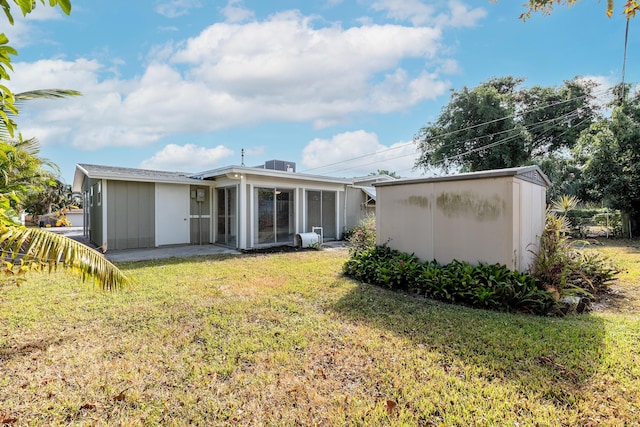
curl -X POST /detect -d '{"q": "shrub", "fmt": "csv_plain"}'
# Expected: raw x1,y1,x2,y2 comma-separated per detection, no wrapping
347,214,376,256
531,200,619,313
343,246,557,316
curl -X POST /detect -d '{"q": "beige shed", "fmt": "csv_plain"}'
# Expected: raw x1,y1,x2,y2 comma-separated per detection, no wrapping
374,166,550,272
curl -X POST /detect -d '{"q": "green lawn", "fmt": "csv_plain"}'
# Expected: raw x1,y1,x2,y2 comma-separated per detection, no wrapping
1,242,639,426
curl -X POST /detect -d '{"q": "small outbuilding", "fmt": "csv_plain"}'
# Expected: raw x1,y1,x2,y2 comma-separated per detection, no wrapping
374,166,550,272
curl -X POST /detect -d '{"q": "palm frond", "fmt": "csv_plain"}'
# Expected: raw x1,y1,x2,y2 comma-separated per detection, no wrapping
1,224,132,290
1,89,81,138
551,195,580,213
15,89,82,103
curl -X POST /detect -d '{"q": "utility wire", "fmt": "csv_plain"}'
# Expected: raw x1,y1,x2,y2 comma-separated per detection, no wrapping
299,85,611,175
315,107,597,176
390,116,592,176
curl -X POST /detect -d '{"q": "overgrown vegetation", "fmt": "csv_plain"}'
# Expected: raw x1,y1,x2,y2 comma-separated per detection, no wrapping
532,205,619,313
346,213,377,256
1,246,639,425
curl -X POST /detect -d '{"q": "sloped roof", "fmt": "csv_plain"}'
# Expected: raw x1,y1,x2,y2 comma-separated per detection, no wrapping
73,163,355,192
373,166,551,188
72,163,202,192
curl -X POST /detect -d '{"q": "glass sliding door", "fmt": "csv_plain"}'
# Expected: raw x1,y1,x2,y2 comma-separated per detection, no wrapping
257,188,275,244
255,187,295,245
216,187,237,246
276,190,293,242
306,190,337,239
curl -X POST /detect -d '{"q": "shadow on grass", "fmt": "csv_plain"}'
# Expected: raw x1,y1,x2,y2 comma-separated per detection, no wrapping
332,281,606,405
115,253,241,271
114,248,327,272
0,337,64,363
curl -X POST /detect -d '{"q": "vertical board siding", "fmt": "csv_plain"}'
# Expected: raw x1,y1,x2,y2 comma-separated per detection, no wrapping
107,181,155,250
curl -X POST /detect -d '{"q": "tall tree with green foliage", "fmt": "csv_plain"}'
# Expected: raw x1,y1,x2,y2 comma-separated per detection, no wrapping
369,169,400,178
414,76,528,173
535,155,584,201
414,76,599,174
573,89,640,233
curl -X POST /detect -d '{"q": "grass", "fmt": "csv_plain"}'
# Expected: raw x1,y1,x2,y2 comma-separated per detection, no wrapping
1,241,639,426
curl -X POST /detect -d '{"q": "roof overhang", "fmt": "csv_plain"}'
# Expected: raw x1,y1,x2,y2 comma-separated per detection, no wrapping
72,164,212,193
373,166,551,188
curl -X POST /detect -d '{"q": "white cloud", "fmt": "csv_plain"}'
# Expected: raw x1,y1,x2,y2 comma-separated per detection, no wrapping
371,0,435,26
574,75,620,111
437,0,487,28
436,58,460,74
140,143,234,171
172,11,447,126
301,130,421,177
11,7,460,150
372,0,486,28
221,0,255,23
156,0,203,18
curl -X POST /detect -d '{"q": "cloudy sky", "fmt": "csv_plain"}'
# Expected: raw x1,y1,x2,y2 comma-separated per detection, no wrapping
4,0,638,182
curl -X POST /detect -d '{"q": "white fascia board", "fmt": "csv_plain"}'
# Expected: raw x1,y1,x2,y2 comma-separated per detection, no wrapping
193,166,352,185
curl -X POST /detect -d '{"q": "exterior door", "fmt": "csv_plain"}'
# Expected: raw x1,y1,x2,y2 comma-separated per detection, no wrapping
255,187,294,245
306,190,336,239
216,187,237,246
156,183,190,245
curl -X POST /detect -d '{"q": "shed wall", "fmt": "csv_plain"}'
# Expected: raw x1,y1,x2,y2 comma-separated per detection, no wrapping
377,175,545,271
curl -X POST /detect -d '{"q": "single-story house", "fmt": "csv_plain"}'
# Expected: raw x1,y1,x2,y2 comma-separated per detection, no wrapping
72,161,393,251
374,166,550,272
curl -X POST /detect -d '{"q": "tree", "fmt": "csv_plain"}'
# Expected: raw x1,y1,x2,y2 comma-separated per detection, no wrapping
415,77,528,173
414,76,598,174
369,169,400,178
1,135,131,289
0,0,131,289
520,1,639,20
21,177,72,216
573,90,640,233
0,136,56,205
534,155,584,202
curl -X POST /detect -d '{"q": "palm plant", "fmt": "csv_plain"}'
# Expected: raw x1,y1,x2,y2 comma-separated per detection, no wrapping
1,101,131,290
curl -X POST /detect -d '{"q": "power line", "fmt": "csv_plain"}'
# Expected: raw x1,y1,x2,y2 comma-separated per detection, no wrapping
299,85,612,175
315,105,599,176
